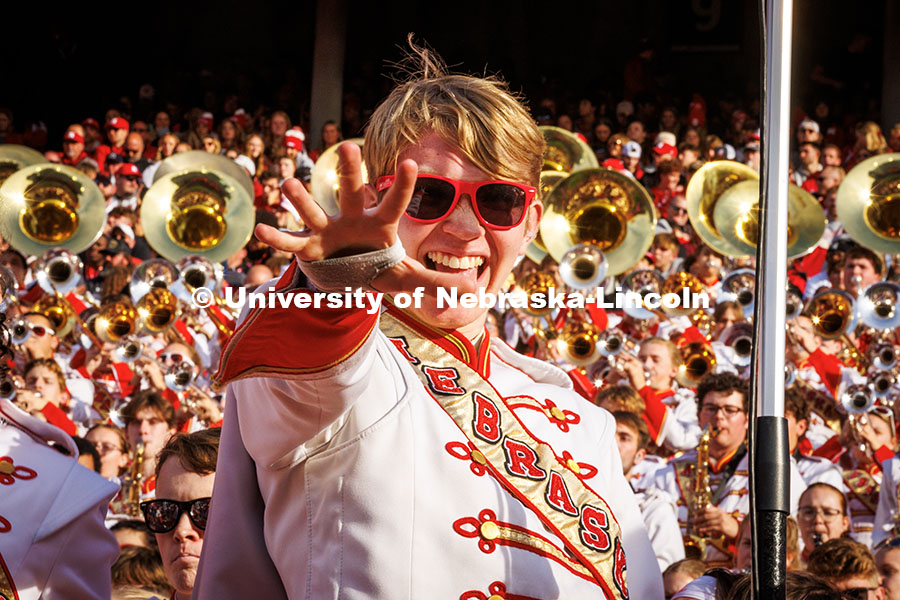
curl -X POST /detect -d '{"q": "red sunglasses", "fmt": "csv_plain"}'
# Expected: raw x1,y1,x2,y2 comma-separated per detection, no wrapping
376,174,536,230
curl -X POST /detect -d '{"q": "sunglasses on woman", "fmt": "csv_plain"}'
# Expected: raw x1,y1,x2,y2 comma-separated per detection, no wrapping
375,174,536,230
140,497,211,533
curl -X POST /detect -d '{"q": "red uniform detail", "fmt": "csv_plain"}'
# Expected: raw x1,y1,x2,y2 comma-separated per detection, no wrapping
502,438,547,480
546,471,579,516
472,393,501,443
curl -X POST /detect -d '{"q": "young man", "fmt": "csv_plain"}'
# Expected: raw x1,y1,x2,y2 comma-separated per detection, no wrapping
142,427,220,600
120,391,177,499
807,538,885,599
648,373,803,565
196,53,661,598
15,358,77,436
613,411,684,571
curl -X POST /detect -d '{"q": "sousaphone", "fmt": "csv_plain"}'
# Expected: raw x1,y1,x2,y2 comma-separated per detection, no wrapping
540,168,657,277
836,153,900,254
0,164,105,256
310,138,365,216
141,152,255,263
539,126,599,173
0,144,46,186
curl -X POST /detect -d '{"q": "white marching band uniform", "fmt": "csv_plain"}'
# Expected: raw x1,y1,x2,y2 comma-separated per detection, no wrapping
0,399,119,599
874,456,900,547
195,268,663,599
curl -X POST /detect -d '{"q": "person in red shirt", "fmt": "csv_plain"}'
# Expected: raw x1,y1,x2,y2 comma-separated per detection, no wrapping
61,128,89,166
95,116,130,173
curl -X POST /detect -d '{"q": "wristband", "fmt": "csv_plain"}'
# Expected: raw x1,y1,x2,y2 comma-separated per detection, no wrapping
299,239,405,292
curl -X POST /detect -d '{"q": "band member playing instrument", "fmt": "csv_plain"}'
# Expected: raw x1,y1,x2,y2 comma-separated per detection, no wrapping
195,47,662,598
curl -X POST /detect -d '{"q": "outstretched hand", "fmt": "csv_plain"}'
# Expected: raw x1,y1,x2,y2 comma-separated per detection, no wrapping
254,141,477,298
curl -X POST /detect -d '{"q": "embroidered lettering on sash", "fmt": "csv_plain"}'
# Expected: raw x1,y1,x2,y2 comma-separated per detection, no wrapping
382,312,628,599
387,336,420,364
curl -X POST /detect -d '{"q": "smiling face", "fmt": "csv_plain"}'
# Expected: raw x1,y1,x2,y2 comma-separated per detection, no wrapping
155,459,215,598
396,134,540,338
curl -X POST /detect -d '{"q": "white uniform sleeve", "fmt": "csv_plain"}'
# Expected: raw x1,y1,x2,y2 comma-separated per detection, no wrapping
659,389,701,451
874,457,899,547
638,489,685,572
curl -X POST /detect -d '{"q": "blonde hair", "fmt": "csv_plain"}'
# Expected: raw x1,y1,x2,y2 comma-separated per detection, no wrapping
364,41,543,189
855,121,889,154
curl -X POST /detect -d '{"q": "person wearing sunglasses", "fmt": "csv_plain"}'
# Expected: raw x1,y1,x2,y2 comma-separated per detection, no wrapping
142,427,220,600
195,47,662,599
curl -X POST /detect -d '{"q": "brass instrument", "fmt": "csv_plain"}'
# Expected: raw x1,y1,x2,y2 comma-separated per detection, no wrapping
113,337,143,363
835,153,900,255
310,138,365,216
136,287,179,334
676,342,717,388
555,321,602,366
141,152,254,263
172,256,234,337
121,441,145,518
540,126,599,173
785,363,796,387
165,360,197,392
513,272,558,318
540,168,657,277
804,289,866,370
686,161,825,258
839,382,875,415
526,170,569,264
786,288,803,320
622,269,666,321
32,294,76,338
684,425,713,559
0,164,106,256
0,144,46,185
868,369,895,401
721,268,756,318
94,299,137,343
0,265,16,312
857,281,900,331
129,258,179,304
0,377,18,401
870,343,899,372
34,248,84,295
722,322,754,368
558,243,608,290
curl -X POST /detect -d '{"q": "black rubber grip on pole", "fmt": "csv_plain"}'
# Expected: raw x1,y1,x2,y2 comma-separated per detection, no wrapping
755,416,790,512
753,510,786,598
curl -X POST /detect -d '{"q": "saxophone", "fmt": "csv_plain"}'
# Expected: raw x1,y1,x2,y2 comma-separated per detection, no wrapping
684,425,713,559
122,441,145,517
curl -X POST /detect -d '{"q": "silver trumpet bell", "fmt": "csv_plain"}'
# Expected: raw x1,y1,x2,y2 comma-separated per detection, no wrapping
171,255,222,304
130,258,179,304
11,320,31,345
558,243,609,290
722,322,754,368
0,377,17,401
786,288,803,321
721,268,756,318
598,329,629,357
857,281,900,330
870,343,899,372
34,248,83,295
868,370,896,400
113,337,143,363
785,363,796,387
165,360,196,392
839,382,875,415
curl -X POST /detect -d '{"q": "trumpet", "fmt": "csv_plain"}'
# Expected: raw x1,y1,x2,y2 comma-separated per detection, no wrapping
868,370,895,401
858,281,900,331
0,377,18,401
785,363,796,387
805,289,866,370
10,320,32,345
869,343,899,372
113,337,143,363
721,268,756,318
34,248,83,295
840,383,875,415
722,322,753,368
785,288,803,320
94,299,137,343
677,342,717,388
558,243,609,290
554,321,602,366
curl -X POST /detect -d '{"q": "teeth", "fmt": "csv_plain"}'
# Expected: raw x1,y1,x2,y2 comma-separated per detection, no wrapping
427,251,485,270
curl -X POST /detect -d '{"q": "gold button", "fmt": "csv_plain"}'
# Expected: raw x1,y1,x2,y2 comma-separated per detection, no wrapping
488,596,504,600
550,407,566,420
0,462,13,475
480,521,500,540
471,450,486,465
567,458,581,473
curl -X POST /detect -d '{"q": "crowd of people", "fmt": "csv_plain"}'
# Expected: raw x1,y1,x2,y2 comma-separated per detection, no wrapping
2,42,900,599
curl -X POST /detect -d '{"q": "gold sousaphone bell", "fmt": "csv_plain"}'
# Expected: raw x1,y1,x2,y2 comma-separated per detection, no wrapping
142,152,255,263
686,161,826,258
540,168,657,277
836,153,900,255
0,144,46,186
0,163,106,257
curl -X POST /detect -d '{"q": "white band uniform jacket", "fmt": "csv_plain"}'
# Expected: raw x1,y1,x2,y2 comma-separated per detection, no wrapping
0,399,119,599
194,265,663,600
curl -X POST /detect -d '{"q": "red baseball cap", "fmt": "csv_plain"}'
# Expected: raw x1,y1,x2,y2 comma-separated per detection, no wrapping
106,117,130,131
82,118,100,129
285,129,304,150
118,163,141,178
652,142,677,156
197,112,214,127
63,130,84,144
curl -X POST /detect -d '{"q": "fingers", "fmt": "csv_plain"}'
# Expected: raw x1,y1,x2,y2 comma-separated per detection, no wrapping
254,224,313,257
336,142,366,216
282,178,329,230
377,159,418,224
